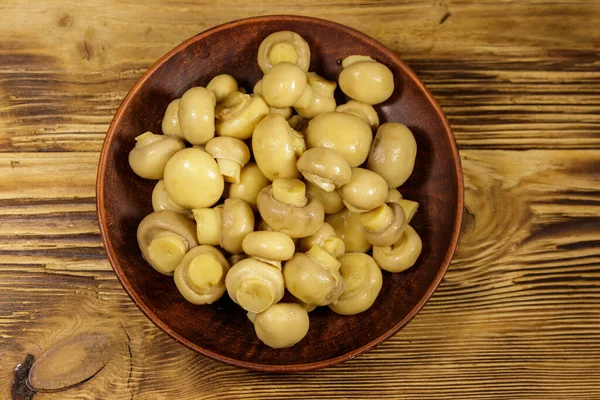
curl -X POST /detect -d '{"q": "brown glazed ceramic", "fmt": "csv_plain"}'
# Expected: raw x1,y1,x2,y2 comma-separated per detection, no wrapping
97,15,463,372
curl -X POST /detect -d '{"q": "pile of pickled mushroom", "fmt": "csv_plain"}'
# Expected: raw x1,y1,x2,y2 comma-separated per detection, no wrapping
129,30,422,349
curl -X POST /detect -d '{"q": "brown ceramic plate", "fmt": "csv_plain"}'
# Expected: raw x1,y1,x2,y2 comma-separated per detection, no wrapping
97,15,463,372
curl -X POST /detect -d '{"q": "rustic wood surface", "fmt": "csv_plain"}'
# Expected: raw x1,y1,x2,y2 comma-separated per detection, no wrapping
1,0,599,398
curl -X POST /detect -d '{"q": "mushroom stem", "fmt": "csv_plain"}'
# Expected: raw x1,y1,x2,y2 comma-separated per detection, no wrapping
272,179,307,206
187,253,224,290
192,207,223,246
360,204,395,232
135,131,160,145
306,245,341,272
236,279,275,313
322,236,345,258
217,159,242,184
290,130,306,157
397,199,419,223
147,233,187,274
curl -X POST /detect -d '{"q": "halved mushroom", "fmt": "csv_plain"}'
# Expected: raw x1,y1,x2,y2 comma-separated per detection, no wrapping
152,180,192,217
228,162,270,211
137,210,199,275
252,114,306,181
225,258,285,313
373,225,422,273
257,31,311,73
306,183,345,215
205,137,251,184
336,100,380,130
249,303,310,349
128,132,185,180
297,222,345,258
367,122,417,188
220,198,255,254
242,231,295,270
162,99,184,137
215,91,269,140
283,245,343,306
305,111,372,167
339,168,388,213
339,55,394,105
206,74,238,102
191,207,222,246
328,253,383,315
257,179,325,238
262,62,308,108
174,245,230,305
178,87,216,145
325,208,371,253
360,202,406,246
296,147,352,192
163,147,224,209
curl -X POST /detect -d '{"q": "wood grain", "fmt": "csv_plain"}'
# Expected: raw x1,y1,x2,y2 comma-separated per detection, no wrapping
1,0,599,398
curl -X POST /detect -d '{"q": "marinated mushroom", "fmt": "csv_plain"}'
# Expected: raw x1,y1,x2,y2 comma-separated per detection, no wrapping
296,147,351,192
297,222,345,258
305,111,372,167
360,202,406,246
336,100,380,130
373,225,422,273
220,198,255,254
253,80,293,118
205,137,251,184
250,303,310,349
252,114,306,181
339,168,388,213
206,74,238,102
328,253,383,315
367,122,417,188
228,162,270,211
283,245,343,306
325,208,371,253
162,99,184,137
257,31,310,73
225,257,285,313
137,210,199,275
261,62,308,108
215,91,269,140
128,132,185,180
306,183,345,214
257,179,325,238
294,72,337,119
163,147,224,209
242,231,295,270
386,190,419,224
386,188,403,204
178,87,216,145
338,55,394,105
152,180,191,217
191,207,222,246
174,245,230,305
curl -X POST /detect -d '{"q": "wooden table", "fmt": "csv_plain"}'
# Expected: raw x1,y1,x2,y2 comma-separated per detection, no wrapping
2,1,599,398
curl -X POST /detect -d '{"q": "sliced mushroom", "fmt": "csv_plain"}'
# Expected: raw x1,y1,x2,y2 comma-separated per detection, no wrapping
220,198,254,254
128,132,185,180
297,222,345,258
325,208,371,253
215,91,269,140
339,55,394,105
339,168,388,213
336,100,380,130
252,114,306,181
250,303,310,348
306,183,345,214
191,207,222,246
373,225,422,273
228,162,270,211
262,62,308,108
329,253,383,315
225,257,285,313
257,179,325,238
367,122,417,188
360,202,406,246
206,74,238,102
296,147,351,192
137,210,199,275
174,245,230,305
257,30,311,73
163,147,224,209
162,99,184,137
305,111,372,167
205,136,251,184
283,245,343,306
178,86,216,145
242,231,295,270
152,180,192,217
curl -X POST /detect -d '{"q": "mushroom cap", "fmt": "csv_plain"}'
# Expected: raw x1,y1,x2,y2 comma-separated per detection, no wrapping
215,92,270,140
338,58,394,105
220,198,255,254
325,208,371,253
257,30,311,73
205,136,251,166
162,98,184,137
296,147,352,191
340,168,388,213
336,100,380,130
151,180,190,215
253,303,310,349
178,86,216,145
228,162,270,211
367,122,417,188
206,74,238,102
257,185,325,238
362,202,407,246
297,222,345,258
242,231,295,262
306,183,345,214
373,225,423,273
128,132,185,180
262,62,308,108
